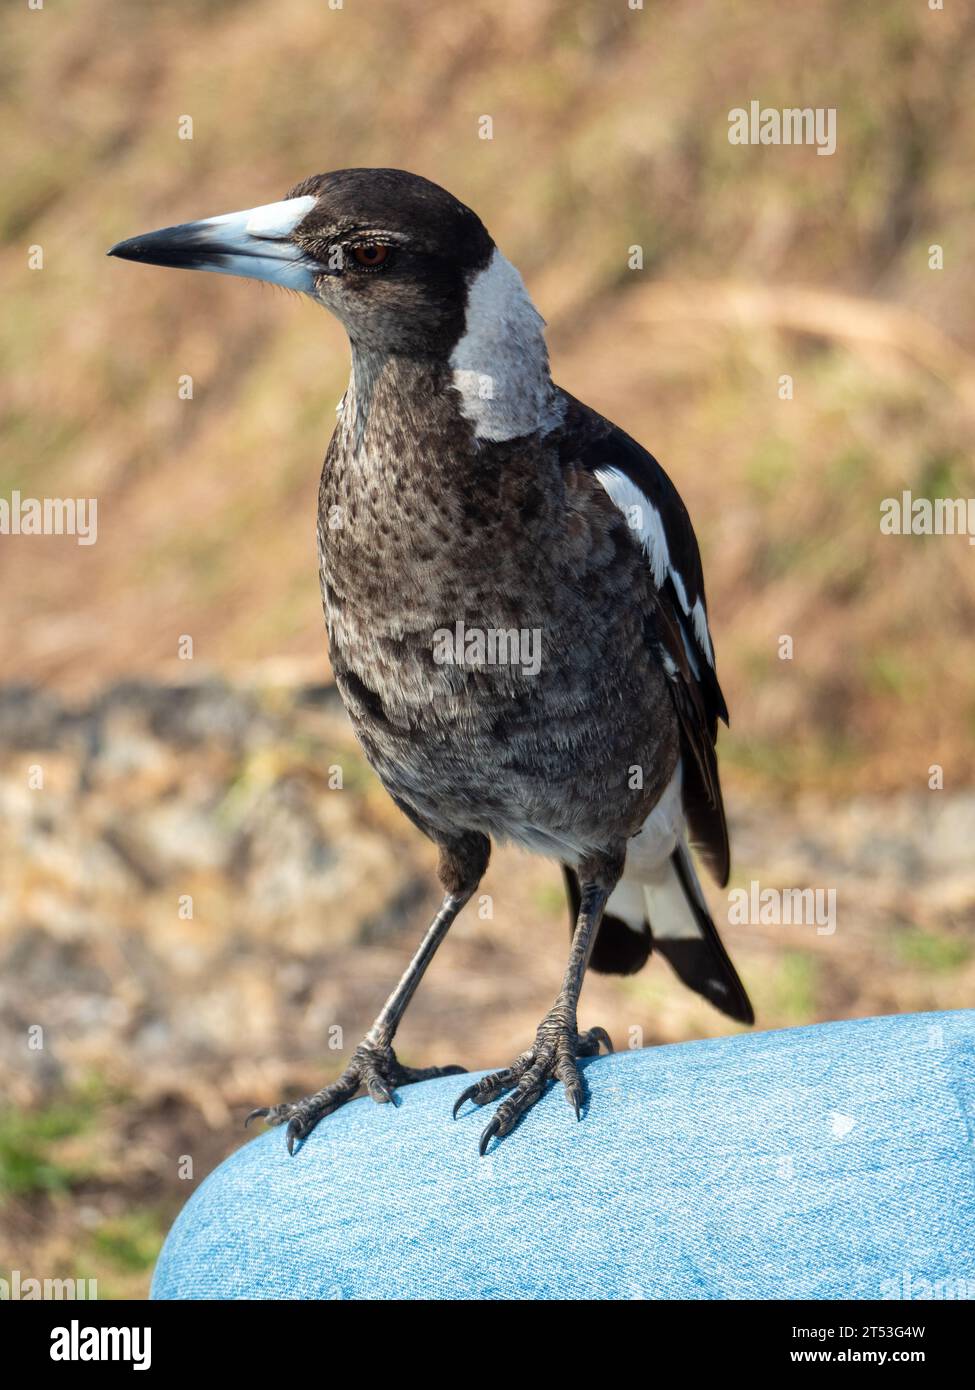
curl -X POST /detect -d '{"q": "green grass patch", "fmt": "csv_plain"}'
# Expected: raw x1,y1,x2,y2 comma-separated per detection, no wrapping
894,928,972,973
533,880,567,918
771,951,819,1022
90,1211,166,1274
0,1101,93,1201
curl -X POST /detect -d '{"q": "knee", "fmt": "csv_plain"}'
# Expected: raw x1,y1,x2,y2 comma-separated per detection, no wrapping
437,833,490,896
577,846,626,891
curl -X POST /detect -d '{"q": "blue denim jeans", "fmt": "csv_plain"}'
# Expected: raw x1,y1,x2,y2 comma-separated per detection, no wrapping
151,1011,975,1299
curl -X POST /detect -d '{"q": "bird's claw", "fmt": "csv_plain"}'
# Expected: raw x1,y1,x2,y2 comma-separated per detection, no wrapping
454,1011,612,1154
478,1117,500,1157
246,1041,465,1152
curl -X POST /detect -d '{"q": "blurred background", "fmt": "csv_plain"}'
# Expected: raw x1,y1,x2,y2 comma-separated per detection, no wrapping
2,0,974,1296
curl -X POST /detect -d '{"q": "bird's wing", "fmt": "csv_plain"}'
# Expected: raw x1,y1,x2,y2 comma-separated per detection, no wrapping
559,393,730,887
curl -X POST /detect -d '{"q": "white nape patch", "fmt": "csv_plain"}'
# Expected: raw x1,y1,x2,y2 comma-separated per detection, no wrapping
594,467,715,671
203,195,317,240
450,249,565,442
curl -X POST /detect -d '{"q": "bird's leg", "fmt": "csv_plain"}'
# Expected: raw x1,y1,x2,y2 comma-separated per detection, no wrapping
248,834,488,1153
248,893,469,1152
454,856,621,1155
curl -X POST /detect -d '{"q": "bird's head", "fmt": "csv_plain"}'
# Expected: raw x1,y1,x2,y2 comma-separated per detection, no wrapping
108,168,497,357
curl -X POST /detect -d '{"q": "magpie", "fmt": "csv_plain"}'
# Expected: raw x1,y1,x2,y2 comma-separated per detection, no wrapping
109,168,753,1155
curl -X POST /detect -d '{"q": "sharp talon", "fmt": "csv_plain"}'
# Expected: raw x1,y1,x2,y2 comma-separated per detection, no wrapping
593,1027,614,1054
453,1085,477,1119
572,1096,582,1121
478,1117,500,1156
255,1046,481,1144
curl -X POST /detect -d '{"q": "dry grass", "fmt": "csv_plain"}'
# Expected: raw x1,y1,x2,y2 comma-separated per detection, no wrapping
2,0,974,787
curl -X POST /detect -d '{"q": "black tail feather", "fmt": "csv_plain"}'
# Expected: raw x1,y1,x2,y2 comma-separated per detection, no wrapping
561,857,754,1023
654,849,754,1024
562,865,652,976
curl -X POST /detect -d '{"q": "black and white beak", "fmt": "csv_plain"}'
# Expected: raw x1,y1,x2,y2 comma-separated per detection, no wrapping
107,195,321,291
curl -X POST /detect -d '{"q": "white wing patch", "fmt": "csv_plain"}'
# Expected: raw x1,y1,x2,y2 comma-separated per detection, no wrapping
594,466,715,671
691,596,715,666
623,766,684,881
606,768,698,939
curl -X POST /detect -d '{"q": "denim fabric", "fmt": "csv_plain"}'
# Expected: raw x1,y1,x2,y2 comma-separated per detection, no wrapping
151,1011,975,1300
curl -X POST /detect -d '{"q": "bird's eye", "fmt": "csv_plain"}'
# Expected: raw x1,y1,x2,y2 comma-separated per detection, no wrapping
351,243,391,269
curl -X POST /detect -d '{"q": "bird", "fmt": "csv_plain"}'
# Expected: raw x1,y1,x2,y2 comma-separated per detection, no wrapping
108,168,753,1156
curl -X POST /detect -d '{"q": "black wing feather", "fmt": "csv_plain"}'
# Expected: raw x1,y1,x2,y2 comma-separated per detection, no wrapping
565,396,731,887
